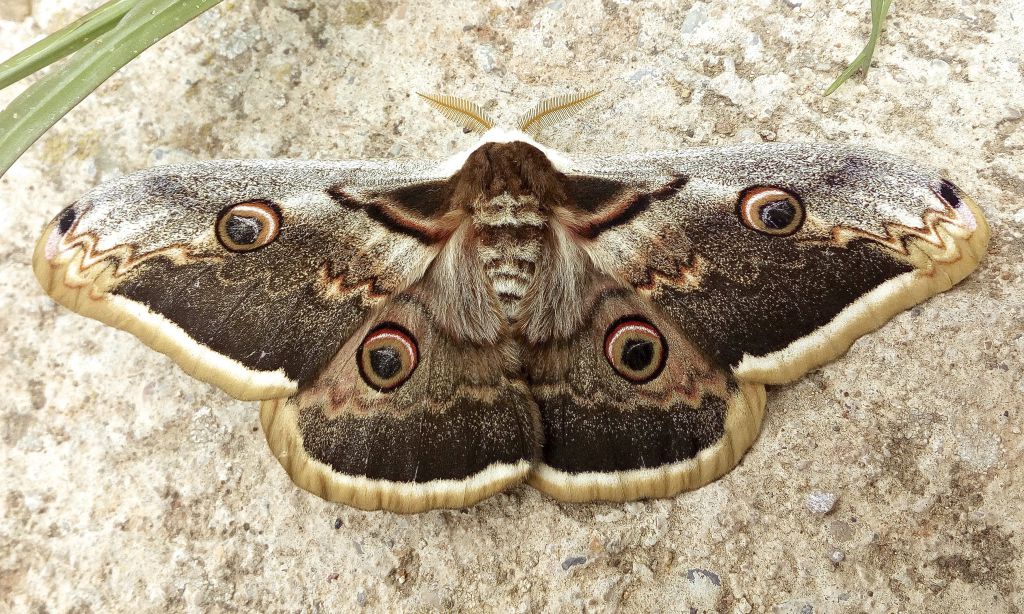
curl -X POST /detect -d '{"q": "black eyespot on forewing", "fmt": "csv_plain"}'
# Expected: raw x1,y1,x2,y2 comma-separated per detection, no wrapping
621,338,654,372
737,186,805,236
937,179,963,209
215,201,281,252
57,206,77,235
759,199,796,230
225,215,262,245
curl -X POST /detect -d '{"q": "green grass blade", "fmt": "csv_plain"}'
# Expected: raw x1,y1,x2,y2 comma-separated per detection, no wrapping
0,0,137,91
824,0,893,96
0,0,223,179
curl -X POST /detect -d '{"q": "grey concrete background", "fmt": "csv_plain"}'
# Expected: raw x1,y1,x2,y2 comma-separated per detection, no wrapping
1,0,1022,611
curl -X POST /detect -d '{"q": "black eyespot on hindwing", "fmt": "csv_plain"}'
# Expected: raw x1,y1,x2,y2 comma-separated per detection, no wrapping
737,186,805,236
358,324,419,392
215,201,282,252
57,206,77,235
604,317,667,384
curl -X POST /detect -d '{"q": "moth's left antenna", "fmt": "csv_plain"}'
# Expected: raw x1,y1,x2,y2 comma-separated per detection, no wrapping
417,93,495,134
518,90,602,138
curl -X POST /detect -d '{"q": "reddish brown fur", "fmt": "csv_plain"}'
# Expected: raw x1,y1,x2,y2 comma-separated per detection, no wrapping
449,141,571,209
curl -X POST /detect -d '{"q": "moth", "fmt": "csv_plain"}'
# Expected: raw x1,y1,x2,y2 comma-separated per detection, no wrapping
34,93,989,513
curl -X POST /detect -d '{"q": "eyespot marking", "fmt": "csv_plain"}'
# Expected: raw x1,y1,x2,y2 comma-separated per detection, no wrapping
215,201,282,252
358,324,419,392
737,186,806,236
57,206,77,235
938,179,963,209
604,317,667,384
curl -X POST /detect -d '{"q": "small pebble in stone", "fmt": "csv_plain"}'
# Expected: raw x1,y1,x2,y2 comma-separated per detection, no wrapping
805,491,839,514
686,568,722,586
830,549,845,564
334,518,343,529
681,3,708,34
473,44,498,73
561,555,587,570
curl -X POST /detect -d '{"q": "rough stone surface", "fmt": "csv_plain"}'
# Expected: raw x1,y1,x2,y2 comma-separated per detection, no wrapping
805,491,839,515
1,1,1022,612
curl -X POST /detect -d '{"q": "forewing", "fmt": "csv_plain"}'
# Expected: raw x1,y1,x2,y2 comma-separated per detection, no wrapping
34,159,457,400
563,143,989,384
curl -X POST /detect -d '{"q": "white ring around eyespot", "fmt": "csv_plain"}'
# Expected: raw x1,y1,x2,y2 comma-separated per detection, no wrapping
229,203,280,240
367,330,418,364
605,322,659,360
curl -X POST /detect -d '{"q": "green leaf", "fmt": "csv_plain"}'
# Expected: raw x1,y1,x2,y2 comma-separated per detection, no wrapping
0,0,136,91
0,0,224,179
824,0,893,96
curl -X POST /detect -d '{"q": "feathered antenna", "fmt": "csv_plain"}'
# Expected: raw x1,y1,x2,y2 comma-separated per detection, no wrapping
517,90,602,138
417,92,496,134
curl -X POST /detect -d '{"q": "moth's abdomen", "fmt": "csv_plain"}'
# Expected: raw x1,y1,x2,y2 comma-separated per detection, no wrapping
472,193,546,318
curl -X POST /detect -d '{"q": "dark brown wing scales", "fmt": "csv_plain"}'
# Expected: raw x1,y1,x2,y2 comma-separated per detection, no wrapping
34,160,457,402
261,295,541,513
566,144,989,386
328,180,459,243
536,383,728,474
293,384,534,483
562,175,688,239
112,256,367,390
654,236,914,369
526,283,766,503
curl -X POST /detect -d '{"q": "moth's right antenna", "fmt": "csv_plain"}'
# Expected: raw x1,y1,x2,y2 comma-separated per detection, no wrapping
517,90,602,138
417,92,495,134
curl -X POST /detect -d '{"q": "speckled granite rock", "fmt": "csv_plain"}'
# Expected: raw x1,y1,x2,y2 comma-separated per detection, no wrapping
1,1,1021,611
